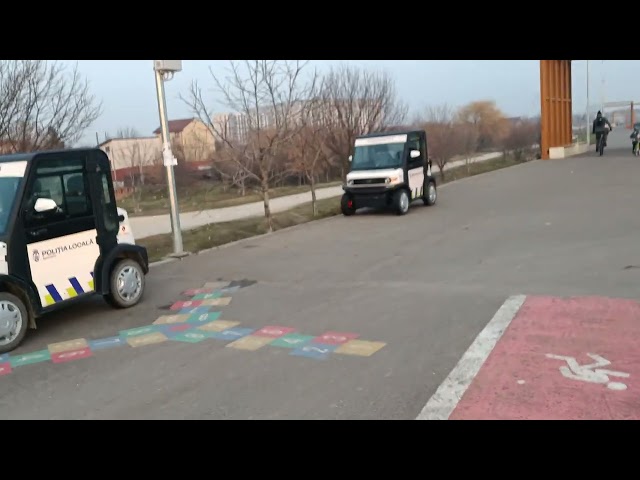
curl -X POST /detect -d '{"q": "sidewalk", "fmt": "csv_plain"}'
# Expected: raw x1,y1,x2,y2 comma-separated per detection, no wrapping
131,151,502,239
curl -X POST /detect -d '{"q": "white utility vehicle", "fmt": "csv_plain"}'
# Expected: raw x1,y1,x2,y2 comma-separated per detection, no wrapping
0,148,149,353
341,130,437,216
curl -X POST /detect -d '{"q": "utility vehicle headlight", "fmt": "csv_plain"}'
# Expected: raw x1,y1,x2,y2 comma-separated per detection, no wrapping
386,176,400,185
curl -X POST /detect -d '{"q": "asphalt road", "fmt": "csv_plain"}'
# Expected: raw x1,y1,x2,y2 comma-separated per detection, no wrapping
1,132,639,419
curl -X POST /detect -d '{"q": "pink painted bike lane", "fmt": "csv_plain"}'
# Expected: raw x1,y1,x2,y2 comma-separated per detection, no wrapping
419,295,640,420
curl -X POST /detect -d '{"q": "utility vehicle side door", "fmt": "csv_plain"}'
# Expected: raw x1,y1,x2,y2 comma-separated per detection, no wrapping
87,150,120,256
405,133,425,199
22,152,100,309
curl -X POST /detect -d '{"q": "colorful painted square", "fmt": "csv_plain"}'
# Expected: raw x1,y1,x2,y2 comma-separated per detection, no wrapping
313,331,360,345
170,300,203,311
270,334,315,349
89,336,126,351
192,292,223,300
183,288,218,296
178,306,212,316
153,314,190,325
0,353,9,363
160,324,193,334
51,348,93,364
10,350,51,368
120,326,158,338
334,340,386,357
200,297,232,307
254,326,296,338
0,362,11,376
198,320,241,332
186,311,222,324
290,343,337,360
127,332,168,347
209,327,255,341
170,330,213,343
203,281,229,289
226,335,274,351
48,338,88,354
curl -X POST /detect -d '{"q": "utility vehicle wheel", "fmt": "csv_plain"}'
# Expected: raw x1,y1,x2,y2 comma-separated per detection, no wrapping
105,258,145,309
341,194,356,216
393,189,410,216
422,181,437,206
0,292,29,354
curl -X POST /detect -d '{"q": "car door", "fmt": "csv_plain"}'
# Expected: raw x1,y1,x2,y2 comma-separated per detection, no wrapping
405,134,425,199
23,152,100,309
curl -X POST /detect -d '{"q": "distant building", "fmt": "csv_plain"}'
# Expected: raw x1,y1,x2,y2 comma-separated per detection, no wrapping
152,118,215,163
99,136,161,187
99,118,217,188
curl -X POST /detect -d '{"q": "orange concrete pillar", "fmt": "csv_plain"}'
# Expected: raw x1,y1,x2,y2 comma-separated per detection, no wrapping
540,60,573,159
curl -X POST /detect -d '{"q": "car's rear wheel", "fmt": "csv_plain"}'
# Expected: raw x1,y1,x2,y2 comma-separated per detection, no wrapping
422,181,437,206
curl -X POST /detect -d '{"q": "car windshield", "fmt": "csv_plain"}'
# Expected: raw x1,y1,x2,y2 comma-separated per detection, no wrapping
351,141,406,171
0,161,27,236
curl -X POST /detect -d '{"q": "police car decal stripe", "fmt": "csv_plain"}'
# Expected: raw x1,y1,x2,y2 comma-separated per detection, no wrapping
69,277,85,295
42,272,96,306
45,285,62,304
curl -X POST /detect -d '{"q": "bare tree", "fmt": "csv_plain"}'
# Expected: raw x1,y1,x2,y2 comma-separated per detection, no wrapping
199,115,253,197
115,126,139,139
184,60,318,232
418,104,460,180
502,118,540,161
457,100,508,151
319,64,408,179
109,126,159,211
458,121,479,174
287,93,328,216
0,60,102,152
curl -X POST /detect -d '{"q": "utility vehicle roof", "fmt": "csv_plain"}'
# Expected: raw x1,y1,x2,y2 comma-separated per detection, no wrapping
355,130,422,140
0,148,104,165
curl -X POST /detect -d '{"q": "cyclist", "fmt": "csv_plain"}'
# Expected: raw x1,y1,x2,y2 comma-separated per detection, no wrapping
592,111,613,151
630,125,640,155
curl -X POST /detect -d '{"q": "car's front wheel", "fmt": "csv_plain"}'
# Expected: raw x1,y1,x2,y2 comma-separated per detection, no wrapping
393,189,410,215
0,292,29,354
105,258,146,309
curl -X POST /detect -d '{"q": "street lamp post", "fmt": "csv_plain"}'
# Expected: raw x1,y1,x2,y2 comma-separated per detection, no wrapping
153,60,184,256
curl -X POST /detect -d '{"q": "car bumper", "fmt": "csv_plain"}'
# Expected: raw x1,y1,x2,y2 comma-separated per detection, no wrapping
343,184,402,209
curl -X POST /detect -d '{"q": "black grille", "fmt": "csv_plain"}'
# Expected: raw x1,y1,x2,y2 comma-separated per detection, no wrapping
353,178,386,185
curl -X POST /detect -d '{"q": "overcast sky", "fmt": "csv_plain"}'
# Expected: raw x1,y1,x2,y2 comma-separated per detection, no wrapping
62,60,637,146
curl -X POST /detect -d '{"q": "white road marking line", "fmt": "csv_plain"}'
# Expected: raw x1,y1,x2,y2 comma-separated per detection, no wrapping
416,294,527,420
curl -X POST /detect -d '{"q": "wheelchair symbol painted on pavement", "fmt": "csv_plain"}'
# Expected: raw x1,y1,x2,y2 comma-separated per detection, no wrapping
546,353,630,391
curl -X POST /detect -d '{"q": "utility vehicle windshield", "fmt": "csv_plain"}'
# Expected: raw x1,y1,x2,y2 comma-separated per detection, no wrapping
0,161,27,236
351,139,406,171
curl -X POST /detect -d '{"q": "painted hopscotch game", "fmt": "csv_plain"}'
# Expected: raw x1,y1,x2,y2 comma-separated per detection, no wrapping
419,294,640,420
0,280,386,378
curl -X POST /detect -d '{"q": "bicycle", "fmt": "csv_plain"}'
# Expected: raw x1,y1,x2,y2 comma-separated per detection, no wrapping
597,133,606,156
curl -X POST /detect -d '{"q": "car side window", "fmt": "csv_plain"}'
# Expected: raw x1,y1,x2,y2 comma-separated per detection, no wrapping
100,173,118,233
24,156,92,227
407,137,423,168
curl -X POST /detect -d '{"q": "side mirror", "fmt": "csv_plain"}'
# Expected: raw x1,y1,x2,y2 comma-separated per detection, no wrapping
410,150,421,159
348,155,353,162
34,197,58,214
